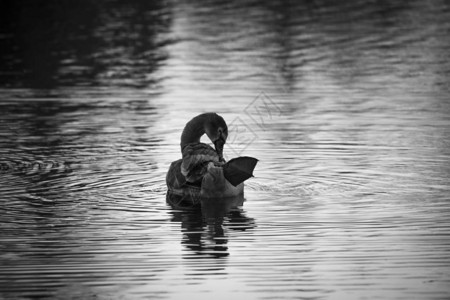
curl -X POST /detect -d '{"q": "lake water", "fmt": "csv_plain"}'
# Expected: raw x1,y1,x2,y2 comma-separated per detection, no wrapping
1,0,450,299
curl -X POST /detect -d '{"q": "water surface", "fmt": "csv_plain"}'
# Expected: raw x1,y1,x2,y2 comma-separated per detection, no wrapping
1,1,450,299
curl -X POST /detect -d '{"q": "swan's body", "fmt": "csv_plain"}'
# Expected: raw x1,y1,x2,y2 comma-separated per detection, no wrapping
166,113,244,201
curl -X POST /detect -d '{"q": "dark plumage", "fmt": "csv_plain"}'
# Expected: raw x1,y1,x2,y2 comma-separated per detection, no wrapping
166,112,244,199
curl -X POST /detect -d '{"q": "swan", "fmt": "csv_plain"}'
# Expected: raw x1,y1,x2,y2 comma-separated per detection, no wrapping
166,113,256,204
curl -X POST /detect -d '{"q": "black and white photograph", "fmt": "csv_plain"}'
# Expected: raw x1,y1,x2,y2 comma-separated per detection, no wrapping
1,0,449,299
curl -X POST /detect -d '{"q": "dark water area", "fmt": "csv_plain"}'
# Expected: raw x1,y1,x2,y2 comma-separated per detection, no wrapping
1,0,450,299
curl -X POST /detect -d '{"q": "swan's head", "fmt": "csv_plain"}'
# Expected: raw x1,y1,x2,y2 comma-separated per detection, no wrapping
204,114,228,161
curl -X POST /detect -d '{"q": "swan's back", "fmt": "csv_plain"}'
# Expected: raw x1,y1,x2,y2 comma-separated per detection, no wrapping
180,143,219,183
166,142,220,195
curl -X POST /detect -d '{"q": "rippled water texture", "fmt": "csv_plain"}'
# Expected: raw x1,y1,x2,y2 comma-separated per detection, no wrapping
1,1,450,299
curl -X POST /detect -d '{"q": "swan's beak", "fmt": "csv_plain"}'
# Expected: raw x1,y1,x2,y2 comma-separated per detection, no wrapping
214,138,225,161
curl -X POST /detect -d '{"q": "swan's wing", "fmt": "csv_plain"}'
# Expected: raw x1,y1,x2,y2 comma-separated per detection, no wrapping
166,159,187,190
181,143,219,183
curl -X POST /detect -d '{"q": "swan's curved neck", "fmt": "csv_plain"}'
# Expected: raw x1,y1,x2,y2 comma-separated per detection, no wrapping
180,114,207,150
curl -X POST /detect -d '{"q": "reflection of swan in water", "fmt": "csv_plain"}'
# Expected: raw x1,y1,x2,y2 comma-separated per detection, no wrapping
167,192,255,258
166,113,257,205
166,113,257,257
